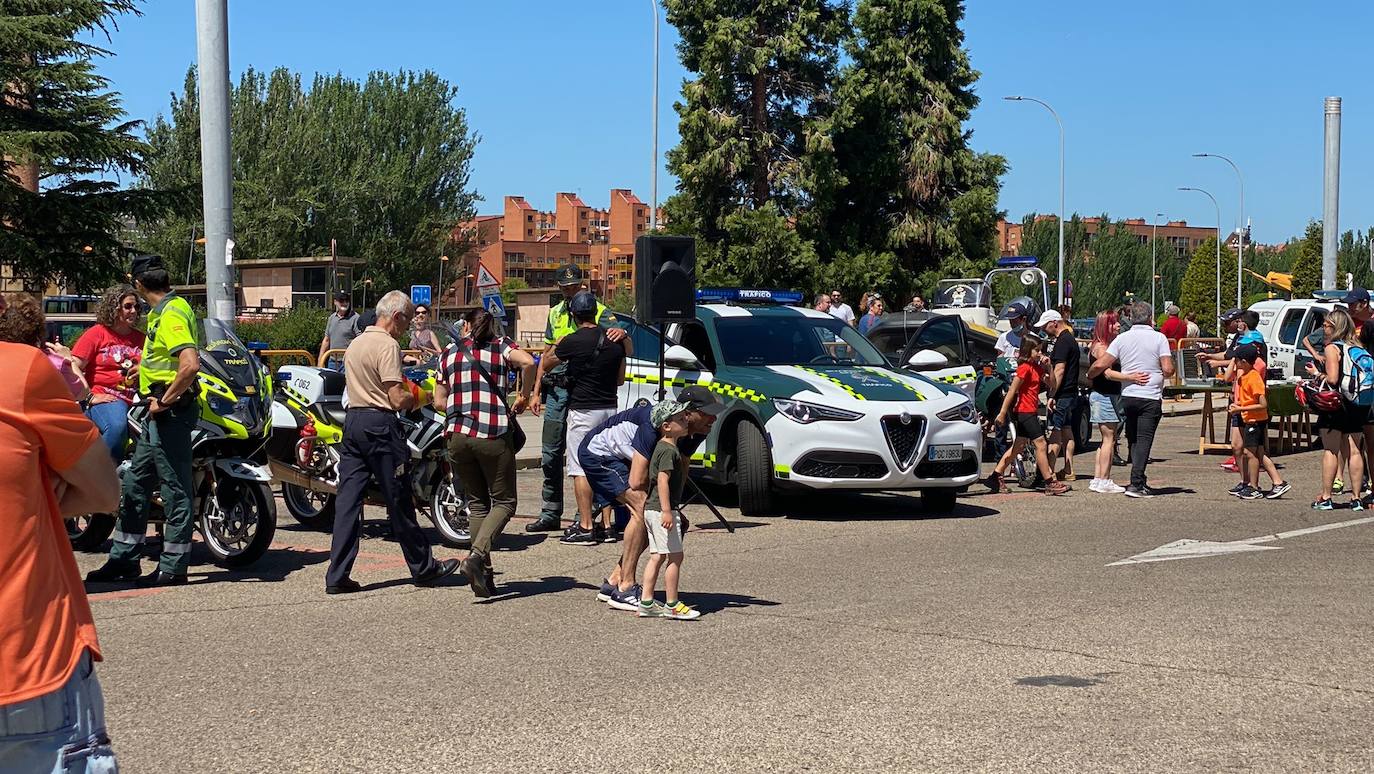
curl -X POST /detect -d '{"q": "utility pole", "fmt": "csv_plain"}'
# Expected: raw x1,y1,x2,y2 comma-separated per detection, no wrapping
195,0,235,321
1322,97,1341,290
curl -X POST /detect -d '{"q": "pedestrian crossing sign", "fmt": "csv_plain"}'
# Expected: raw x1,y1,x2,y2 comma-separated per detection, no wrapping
483,294,506,317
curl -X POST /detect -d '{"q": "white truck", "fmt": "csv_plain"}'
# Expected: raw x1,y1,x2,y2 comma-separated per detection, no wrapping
1250,296,1340,379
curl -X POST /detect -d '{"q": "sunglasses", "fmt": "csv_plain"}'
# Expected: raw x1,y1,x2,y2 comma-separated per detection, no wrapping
120,302,138,310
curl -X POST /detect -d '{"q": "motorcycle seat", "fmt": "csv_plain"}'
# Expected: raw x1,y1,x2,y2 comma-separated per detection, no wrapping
318,369,347,398
316,399,349,427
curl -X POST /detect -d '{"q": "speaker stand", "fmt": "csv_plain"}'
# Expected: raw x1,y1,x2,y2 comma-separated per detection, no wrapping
656,324,667,400
654,321,733,534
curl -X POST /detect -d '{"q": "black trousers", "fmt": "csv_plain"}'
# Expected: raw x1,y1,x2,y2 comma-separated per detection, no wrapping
326,409,436,587
1121,397,1163,489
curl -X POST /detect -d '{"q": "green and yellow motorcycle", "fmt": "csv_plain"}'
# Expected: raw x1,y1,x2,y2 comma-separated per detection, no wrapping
68,319,279,567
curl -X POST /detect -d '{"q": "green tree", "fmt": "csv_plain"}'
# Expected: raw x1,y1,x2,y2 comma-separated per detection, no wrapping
139,65,479,294
0,0,178,290
1179,236,1237,325
1290,222,1323,298
663,0,847,283
700,204,821,290
820,0,986,284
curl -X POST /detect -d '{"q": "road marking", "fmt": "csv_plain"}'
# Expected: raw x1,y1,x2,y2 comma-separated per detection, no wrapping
1108,515,1374,566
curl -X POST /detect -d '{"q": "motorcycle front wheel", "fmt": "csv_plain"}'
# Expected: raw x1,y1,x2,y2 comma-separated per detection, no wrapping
282,483,336,530
428,467,471,548
200,481,277,567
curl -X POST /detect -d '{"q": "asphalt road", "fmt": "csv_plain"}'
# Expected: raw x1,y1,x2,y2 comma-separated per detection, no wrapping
77,417,1374,773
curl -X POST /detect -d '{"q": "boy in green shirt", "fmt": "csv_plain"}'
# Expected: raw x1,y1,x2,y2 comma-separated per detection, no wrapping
638,400,700,620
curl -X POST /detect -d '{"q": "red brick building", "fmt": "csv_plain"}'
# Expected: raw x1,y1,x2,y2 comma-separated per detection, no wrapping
996,216,1245,260
446,189,658,306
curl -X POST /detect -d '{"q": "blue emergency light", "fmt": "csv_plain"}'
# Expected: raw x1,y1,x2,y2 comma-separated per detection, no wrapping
696,288,805,304
996,256,1040,268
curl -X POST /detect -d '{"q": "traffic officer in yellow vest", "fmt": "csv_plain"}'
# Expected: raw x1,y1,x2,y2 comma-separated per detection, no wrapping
87,255,202,587
524,264,626,532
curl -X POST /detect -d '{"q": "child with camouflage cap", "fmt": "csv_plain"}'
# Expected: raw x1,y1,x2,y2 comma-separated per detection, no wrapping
638,399,701,620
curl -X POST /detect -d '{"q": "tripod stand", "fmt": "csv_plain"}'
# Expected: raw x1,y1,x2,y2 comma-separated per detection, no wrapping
655,328,734,533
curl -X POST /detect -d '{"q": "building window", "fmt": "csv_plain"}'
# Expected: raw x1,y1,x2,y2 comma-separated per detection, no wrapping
504,252,526,265
526,229,533,237
580,211,587,219
580,227,586,234
526,214,533,222
290,266,328,308
636,224,644,231
637,209,645,217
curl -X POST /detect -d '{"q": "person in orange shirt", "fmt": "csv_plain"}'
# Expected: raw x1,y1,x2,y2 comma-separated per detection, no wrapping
1227,343,1287,500
0,343,121,772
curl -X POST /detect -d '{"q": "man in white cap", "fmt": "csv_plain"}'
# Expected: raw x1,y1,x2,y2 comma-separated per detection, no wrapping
1034,308,1081,482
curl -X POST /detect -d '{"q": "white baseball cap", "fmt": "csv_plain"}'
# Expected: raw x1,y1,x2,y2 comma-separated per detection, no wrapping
1033,310,1063,329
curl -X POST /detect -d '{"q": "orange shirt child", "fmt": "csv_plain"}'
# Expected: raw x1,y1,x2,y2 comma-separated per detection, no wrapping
1235,367,1269,424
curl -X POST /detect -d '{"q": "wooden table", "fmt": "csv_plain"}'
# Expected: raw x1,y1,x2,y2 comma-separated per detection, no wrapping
1163,381,1311,455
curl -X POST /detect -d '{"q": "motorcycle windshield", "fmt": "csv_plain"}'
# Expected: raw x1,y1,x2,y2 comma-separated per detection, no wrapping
201,319,263,392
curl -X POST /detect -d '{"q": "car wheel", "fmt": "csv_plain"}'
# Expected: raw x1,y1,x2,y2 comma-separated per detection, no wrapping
922,488,958,513
735,421,774,516
1074,399,1093,449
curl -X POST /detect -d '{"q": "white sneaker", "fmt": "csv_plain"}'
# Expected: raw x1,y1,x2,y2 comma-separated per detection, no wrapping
1088,478,1104,492
1098,481,1126,494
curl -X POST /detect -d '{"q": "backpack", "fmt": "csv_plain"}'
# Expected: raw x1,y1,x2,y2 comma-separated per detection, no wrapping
1337,343,1374,406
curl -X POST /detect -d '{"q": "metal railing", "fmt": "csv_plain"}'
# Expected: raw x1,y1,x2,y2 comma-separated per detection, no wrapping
1170,337,1227,385
251,349,315,369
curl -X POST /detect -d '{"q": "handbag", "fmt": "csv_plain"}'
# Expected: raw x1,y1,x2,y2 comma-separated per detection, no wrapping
1297,377,1343,414
459,338,527,452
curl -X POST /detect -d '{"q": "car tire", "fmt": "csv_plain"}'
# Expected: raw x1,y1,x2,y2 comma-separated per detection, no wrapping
735,421,774,516
1073,398,1093,449
922,488,958,513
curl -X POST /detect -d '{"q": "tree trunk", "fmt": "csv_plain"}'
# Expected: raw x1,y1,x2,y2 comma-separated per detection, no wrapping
751,61,769,208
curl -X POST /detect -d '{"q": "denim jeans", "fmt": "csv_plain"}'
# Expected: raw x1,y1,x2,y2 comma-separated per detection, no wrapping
0,652,117,773
84,400,130,463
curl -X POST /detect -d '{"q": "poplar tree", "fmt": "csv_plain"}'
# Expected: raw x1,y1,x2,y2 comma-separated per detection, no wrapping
0,0,174,290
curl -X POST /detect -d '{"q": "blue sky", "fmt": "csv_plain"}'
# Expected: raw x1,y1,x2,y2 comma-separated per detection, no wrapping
93,1,1372,245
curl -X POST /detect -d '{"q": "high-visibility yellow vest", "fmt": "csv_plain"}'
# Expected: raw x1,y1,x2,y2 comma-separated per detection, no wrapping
139,292,199,395
545,300,611,344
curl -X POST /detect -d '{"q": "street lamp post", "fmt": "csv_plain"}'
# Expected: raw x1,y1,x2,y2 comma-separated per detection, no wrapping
1151,212,1164,314
437,254,448,312
1180,187,1222,329
1004,96,1065,305
648,0,659,231
1194,153,1245,307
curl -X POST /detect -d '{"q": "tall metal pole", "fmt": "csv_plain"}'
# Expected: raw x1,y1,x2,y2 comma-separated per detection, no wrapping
437,255,445,311
1180,187,1221,328
649,0,659,231
1323,97,1342,290
1194,153,1245,307
1151,213,1164,314
1004,96,1065,305
195,0,235,322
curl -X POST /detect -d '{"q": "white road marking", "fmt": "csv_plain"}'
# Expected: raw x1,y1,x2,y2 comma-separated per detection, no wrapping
1108,516,1374,566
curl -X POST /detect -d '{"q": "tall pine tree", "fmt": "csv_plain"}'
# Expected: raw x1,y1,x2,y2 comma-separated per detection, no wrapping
0,0,175,290
1178,236,1237,327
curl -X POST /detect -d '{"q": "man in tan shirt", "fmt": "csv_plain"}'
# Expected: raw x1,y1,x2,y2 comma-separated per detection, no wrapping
325,290,458,594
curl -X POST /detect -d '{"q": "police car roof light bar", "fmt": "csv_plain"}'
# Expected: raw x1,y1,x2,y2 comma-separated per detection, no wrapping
696,288,805,305
996,256,1040,268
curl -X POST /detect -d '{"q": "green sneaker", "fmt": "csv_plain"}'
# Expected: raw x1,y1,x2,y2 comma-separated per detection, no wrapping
664,601,701,620
1333,477,1345,495
637,600,667,618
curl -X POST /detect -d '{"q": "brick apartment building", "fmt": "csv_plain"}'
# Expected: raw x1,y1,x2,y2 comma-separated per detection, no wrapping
997,216,1248,260
447,189,658,306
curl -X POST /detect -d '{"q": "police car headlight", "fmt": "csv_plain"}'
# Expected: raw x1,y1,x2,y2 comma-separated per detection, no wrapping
772,398,862,424
936,399,977,424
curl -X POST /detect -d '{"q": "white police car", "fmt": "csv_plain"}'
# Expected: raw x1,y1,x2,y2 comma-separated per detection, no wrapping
612,289,982,515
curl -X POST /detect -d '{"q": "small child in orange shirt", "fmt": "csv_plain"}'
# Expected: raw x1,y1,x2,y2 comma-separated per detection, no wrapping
1228,344,1288,500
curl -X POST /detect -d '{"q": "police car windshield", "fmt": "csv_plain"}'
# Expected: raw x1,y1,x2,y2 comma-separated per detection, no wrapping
714,315,887,367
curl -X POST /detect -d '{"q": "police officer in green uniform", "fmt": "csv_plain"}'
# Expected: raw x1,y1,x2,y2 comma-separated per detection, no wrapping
524,264,626,532
87,255,202,587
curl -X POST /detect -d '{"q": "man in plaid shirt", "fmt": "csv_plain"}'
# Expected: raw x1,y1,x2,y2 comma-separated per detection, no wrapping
433,310,536,597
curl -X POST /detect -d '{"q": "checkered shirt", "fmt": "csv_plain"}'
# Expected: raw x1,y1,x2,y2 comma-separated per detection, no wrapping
440,335,519,438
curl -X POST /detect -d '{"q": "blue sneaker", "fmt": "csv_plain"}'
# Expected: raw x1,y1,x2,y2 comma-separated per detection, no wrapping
606,584,642,612
595,578,615,602
1352,497,1367,512
1312,497,1334,511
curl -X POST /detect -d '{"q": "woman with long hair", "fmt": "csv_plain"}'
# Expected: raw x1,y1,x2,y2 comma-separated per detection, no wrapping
433,308,536,597
1087,310,1125,493
1309,307,1367,509
72,285,145,460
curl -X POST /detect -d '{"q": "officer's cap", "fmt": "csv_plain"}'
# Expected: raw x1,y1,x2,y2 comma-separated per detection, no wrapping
555,265,583,286
130,254,165,278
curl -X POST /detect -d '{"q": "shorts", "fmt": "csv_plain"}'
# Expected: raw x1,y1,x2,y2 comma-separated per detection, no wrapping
1317,402,1366,435
1012,412,1043,440
1048,395,1079,431
644,509,684,554
581,453,631,505
1230,412,1243,429
565,407,616,477
1242,420,1269,449
1089,392,1120,424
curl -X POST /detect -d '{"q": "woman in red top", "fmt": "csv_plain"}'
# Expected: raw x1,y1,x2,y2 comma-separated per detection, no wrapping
71,285,145,461
985,336,1066,495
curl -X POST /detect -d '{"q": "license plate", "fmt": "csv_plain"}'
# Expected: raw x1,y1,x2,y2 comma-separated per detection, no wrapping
927,444,963,462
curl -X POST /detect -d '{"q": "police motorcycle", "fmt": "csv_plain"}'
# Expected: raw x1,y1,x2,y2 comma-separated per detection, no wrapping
265,330,470,547
66,319,278,567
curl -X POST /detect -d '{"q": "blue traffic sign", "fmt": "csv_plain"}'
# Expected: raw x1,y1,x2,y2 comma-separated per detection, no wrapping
410,284,432,306
482,294,506,317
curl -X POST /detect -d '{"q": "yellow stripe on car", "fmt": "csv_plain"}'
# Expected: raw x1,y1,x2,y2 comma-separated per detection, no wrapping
857,367,927,400
795,366,865,401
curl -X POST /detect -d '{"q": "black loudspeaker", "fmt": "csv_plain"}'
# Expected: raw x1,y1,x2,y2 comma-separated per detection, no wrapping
634,235,696,323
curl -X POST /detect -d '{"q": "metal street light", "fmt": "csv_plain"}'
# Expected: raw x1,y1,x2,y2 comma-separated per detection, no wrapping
1005,95,1065,305
648,0,659,231
1194,153,1245,307
1151,212,1165,314
437,254,448,312
1179,186,1222,329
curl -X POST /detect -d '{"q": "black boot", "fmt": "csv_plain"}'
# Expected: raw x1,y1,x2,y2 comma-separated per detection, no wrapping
85,558,141,583
136,569,187,588
524,517,560,533
460,553,492,598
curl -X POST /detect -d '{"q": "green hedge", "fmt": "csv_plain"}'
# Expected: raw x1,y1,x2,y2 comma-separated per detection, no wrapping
236,303,331,353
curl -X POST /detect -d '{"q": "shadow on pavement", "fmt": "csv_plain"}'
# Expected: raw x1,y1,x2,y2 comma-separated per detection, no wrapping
781,492,998,522
689,591,781,614
478,575,596,604
492,533,549,552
